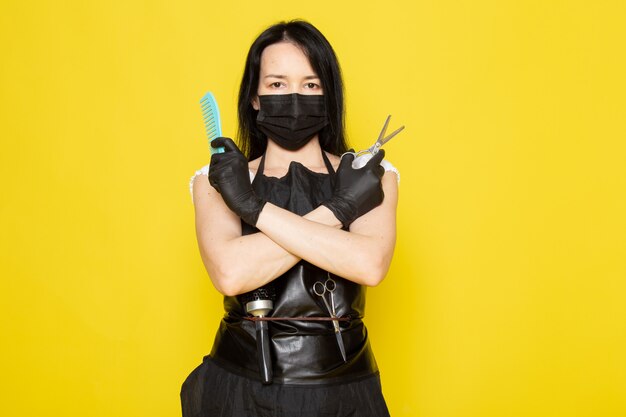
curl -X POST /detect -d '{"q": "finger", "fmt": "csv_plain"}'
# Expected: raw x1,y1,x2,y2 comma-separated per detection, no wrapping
366,149,385,168
209,152,233,171
338,152,355,170
339,149,355,161
211,137,239,152
376,164,385,178
209,152,223,166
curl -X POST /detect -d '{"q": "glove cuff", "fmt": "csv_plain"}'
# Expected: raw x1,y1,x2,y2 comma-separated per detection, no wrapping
241,196,267,227
322,197,357,229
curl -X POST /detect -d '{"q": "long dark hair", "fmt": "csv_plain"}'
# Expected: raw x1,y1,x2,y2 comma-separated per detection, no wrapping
237,20,348,160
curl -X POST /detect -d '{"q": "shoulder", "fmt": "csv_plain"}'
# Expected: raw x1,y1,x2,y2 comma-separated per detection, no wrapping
380,158,400,183
189,163,211,202
188,162,256,202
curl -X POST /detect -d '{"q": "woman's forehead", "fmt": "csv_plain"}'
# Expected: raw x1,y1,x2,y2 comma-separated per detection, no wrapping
260,42,318,77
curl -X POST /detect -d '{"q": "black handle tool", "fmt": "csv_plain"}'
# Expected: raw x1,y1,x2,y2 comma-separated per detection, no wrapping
243,287,275,384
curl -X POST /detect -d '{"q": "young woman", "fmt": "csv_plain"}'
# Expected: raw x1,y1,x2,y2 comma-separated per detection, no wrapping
183,20,399,417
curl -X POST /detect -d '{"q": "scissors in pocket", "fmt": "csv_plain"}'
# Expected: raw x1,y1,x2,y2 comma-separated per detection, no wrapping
313,277,347,363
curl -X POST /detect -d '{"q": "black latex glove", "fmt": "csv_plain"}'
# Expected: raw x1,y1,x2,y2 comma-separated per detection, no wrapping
208,137,266,226
322,149,386,229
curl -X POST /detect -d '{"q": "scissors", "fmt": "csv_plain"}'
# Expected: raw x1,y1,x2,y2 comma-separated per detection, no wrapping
313,276,347,363
354,115,405,158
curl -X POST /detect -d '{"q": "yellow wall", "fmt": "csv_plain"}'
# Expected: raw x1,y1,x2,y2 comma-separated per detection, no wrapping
1,1,625,416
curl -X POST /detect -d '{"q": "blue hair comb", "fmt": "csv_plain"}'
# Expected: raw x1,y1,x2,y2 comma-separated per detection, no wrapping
199,91,225,154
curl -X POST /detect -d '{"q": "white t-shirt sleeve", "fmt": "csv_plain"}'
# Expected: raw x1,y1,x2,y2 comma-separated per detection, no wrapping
189,163,210,202
381,159,400,183
189,163,256,203
350,153,400,183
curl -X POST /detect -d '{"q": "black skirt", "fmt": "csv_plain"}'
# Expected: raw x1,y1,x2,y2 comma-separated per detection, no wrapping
180,355,391,417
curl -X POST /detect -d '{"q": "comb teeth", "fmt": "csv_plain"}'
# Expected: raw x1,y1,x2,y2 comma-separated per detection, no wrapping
199,92,224,154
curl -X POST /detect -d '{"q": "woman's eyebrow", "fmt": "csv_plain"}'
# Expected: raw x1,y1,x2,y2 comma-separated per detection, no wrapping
263,74,320,79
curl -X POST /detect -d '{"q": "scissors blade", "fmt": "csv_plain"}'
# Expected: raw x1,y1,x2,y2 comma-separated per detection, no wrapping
379,125,405,146
376,115,391,143
369,117,405,155
319,295,333,316
333,322,348,363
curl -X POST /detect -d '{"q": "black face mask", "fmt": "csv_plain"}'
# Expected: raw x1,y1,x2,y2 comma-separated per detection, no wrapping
256,93,329,151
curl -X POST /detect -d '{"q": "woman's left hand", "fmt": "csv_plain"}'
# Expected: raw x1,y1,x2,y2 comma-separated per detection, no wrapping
322,149,386,228
208,137,266,226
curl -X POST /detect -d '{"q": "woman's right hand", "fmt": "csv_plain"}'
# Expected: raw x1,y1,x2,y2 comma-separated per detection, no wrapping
322,149,386,228
208,137,266,227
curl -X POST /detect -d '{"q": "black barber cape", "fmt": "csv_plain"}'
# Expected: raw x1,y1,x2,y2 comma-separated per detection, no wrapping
181,150,390,417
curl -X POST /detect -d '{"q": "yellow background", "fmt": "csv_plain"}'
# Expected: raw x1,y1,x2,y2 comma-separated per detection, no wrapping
1,0,625,416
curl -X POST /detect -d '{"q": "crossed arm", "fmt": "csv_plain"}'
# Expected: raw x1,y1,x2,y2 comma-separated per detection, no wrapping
192,171,398,296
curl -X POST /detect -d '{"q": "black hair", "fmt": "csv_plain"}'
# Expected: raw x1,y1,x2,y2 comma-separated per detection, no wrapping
237,19,348,160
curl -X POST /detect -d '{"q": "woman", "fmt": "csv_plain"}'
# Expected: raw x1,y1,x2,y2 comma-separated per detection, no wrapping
183,20,399,417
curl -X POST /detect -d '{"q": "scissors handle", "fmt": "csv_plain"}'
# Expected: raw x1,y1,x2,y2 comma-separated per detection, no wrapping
324,277,337,314
313,281,326,297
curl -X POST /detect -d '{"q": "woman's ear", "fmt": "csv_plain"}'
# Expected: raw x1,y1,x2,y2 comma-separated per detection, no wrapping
251,96,259,111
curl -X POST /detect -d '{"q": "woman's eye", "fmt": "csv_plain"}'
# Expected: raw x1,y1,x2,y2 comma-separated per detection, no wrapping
270,82,283,88
305,82,320,89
